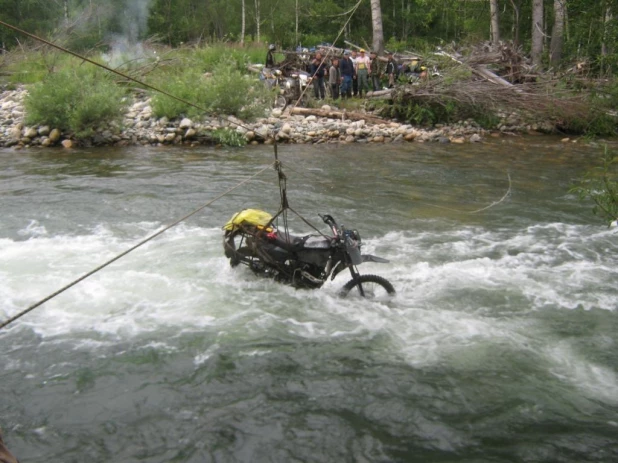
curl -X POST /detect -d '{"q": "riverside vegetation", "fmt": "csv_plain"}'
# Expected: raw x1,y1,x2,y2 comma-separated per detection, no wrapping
1,43,618,150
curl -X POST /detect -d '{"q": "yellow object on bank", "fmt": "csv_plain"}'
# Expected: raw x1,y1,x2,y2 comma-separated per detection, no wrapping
223,209,273,231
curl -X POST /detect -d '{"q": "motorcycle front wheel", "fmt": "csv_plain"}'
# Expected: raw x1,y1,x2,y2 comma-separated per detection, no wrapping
274,95,287,109
340,274,395,299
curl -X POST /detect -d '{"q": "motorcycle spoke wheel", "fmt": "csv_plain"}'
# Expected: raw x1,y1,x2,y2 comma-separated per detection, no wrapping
275,95,287,109
340,274,395,299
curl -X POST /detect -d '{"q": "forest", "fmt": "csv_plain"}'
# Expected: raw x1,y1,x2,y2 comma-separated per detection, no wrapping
0,0,616,75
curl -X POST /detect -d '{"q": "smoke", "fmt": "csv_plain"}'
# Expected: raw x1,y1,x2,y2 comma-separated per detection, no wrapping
102,0,155,69
121,0,152,45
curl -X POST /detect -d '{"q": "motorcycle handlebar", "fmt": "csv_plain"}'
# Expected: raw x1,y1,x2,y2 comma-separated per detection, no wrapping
319,214,340,236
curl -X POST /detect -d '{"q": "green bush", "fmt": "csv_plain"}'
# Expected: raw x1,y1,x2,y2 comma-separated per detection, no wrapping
204,60,273,119
211,128,246,147
24,66,127,138
150,59,273,120
570,147,618,225
149,67,210,119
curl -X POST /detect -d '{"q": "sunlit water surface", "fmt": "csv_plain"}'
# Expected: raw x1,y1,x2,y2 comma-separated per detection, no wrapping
1,139,617,462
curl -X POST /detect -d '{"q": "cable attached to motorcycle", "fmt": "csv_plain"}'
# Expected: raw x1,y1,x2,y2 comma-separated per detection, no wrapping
0,162,276,331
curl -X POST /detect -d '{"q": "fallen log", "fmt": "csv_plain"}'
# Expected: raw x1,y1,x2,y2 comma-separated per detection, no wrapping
366,89,394,99
290,107,386,125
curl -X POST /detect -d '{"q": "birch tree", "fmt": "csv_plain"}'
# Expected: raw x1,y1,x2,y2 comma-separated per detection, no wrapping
240,0,245,44
370,0,384,53
531,0,544,68
490,0,500,43
550,0,565,67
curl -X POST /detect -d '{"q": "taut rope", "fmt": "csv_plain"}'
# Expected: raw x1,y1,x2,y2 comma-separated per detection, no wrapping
0,163,275,330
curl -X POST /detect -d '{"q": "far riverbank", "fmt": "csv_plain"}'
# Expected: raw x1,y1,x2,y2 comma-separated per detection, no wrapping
0,86,585,149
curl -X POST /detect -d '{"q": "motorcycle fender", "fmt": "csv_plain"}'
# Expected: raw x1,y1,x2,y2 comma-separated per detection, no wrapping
362,254,390,264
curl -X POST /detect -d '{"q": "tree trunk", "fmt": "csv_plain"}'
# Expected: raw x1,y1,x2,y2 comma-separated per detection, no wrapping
63,0,70,24
549,0,565,68
531,0,544,68
490,0,500,43
601,2,612,74
254,0,261,43
370,0,384,54
295,0,299,46
509,0,521,46
241,0,246,44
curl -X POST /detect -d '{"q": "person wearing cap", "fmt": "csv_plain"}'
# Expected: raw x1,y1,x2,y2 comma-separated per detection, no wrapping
339,51,355,99
355,48,371,97
385,52,397,88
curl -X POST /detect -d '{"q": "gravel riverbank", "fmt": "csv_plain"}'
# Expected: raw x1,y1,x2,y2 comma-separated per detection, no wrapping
1,86,537,149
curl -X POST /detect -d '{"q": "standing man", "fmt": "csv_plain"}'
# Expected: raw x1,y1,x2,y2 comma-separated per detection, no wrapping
329,57,341,100
339,51,355,99
310,52,327,100
350,50,358,97
266,44,276,68
369,50,382,91
385,52,397,88
355,48,371,97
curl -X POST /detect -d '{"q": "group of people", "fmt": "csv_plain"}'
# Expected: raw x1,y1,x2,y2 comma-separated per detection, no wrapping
307,48,398,100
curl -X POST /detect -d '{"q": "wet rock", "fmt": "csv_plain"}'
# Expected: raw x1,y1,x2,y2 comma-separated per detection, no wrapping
9,126,22,141
49,129,60,143
61,139,73,149
470,133,482,143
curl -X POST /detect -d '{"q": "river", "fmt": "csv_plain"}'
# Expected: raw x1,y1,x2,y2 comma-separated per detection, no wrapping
1,139,617,462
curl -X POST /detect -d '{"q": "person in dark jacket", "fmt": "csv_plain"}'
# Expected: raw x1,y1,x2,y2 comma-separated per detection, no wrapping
339,51,355,99
310,52,327,100
265,44,276,68
385,52,397,88
329,58,341,99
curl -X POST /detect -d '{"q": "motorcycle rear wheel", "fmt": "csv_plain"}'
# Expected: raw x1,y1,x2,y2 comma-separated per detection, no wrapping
340,274,395,299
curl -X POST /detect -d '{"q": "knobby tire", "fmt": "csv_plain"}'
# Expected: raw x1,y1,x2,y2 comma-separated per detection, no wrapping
340,274,396,298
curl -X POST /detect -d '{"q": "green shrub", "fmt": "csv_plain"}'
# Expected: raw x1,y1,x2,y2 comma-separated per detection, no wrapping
150,59,273,120
149,67,210,119
204,60,273,120
24,66,127,138
211,128,246,147
570,147,618,225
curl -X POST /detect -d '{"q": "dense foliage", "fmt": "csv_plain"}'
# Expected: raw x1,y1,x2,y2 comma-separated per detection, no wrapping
24,66,126,138
570,147,618,225
0,0,616,74
148,50,274,120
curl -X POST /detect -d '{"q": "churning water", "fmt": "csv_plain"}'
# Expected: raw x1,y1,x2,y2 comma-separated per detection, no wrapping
1,140,617,462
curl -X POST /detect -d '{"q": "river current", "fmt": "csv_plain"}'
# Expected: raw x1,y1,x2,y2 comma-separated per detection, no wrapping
1,139,617,462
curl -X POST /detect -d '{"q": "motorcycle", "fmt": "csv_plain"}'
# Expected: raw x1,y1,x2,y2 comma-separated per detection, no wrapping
223,209,395,298
261,67,309,109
